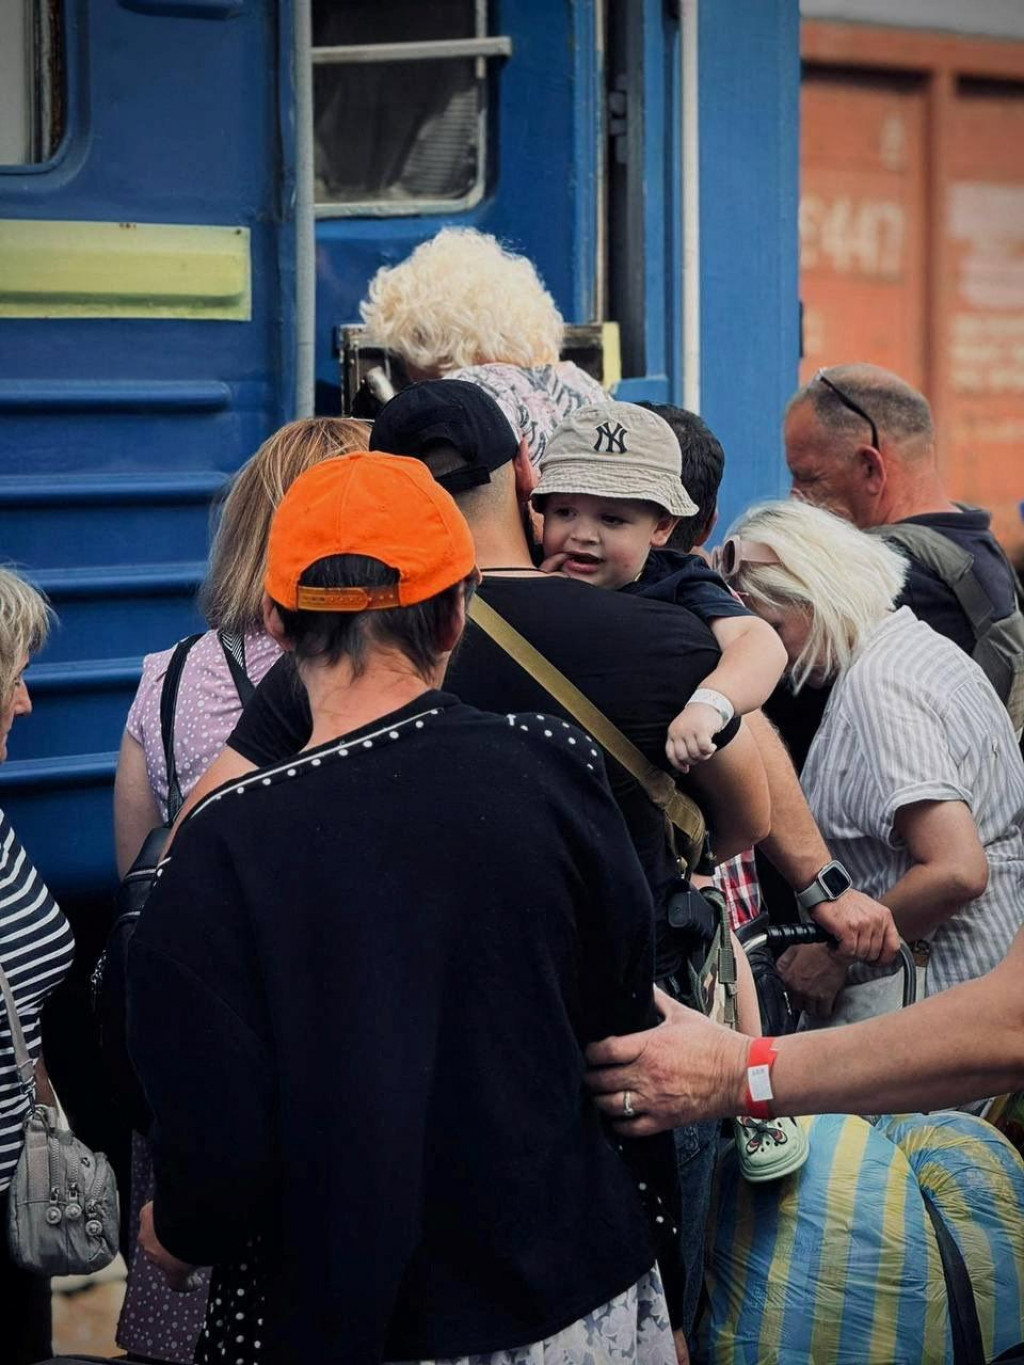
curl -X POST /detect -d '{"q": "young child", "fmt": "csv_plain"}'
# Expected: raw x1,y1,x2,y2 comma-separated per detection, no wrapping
535,401,808,1187
533,400,787,772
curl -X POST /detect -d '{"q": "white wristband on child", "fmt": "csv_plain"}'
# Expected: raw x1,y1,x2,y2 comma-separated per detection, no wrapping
688,688,735,730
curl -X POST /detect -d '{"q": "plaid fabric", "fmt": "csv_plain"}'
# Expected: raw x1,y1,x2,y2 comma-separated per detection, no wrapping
715,850,761,930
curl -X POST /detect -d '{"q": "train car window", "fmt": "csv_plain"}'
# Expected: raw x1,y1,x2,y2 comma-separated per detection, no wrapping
311,0,508,215
0,0,64,165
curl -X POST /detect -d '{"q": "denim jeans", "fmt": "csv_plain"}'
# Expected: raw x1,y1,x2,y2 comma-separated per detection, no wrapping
673,1119,720,1342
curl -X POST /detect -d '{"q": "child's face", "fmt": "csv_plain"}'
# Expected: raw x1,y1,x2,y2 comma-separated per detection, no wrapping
541,492,676,589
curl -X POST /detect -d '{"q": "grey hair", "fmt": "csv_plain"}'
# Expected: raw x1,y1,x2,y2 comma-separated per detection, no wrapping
725,500,908,691
787,363,934,449
0,567,54,707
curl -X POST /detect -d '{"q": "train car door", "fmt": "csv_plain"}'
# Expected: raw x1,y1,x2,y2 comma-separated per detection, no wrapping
0,0,301,896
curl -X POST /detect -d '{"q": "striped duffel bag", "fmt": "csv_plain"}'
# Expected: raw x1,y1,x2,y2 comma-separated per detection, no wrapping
700,1110,1024,1364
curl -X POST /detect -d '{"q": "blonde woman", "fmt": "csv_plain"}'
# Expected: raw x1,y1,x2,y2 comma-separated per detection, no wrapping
0,569,75,1364
721,499,1024,1017
114,417,370,877
361,227,605,462
113,416,368,1365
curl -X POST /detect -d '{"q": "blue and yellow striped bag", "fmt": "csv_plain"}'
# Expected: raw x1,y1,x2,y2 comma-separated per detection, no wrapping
701,1111,1024,1364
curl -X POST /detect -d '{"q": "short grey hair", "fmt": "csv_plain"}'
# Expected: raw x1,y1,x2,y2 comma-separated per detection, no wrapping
726,500,908,691
787,363,934,449
0,567,54,707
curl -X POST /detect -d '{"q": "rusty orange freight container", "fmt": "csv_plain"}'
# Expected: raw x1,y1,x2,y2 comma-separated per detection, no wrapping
800,21,1024,561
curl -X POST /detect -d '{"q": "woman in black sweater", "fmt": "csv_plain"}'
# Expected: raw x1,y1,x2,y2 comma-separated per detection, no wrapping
128,454,675,1365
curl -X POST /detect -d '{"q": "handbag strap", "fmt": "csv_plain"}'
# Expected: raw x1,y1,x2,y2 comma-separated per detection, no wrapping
161,633,203,825
921,1188,987,1365
0,958,36,1095
218,629,257,707
468,595,709,873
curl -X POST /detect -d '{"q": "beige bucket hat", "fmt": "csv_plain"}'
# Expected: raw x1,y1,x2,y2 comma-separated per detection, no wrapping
534,401,698,517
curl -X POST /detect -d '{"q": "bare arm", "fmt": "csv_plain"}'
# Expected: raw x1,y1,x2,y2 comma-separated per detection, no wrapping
884,799,989,939
686,720,770,861
703,615,788,717
586,928,1024,1129
164,745,257,850
113,732,161,877
666,618,787,770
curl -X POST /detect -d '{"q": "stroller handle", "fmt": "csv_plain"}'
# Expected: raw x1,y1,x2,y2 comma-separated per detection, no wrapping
740,921,919,1010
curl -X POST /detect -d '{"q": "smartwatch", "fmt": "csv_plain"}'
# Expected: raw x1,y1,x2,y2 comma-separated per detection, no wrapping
794,859,853,914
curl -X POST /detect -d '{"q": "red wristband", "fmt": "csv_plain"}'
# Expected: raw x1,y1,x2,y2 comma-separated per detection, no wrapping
745,1036,778,1119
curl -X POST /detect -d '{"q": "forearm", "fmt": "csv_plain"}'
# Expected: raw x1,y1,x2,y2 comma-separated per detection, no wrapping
769,970,1024,1114
702,623,787,717
704,633,791,715
744,709,828,884
882,864,967,939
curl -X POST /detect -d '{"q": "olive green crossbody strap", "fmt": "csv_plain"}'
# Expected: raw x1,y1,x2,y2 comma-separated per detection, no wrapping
468,595,709,874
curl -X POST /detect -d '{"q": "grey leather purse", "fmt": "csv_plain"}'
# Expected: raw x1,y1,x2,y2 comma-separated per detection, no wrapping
1,959,119,1275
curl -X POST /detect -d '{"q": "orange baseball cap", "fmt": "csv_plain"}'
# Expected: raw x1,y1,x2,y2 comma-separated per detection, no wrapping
265,452,477,612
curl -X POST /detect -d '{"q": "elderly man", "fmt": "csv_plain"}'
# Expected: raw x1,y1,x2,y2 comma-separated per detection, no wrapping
784,363,1023,730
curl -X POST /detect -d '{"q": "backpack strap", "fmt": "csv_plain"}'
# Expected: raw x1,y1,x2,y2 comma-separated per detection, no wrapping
868,521,996,641
468,595,711,875
160,633,203,825
217,629,256,707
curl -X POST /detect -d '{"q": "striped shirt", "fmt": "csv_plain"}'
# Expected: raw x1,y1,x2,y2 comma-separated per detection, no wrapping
802,607,1024,996
0,808,75,1191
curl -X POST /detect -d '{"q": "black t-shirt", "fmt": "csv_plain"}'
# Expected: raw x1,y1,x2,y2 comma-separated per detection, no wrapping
624,546,752,625
230,574,738,904
129,693,657,1362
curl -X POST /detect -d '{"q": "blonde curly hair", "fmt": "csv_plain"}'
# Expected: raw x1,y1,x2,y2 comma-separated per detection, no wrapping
360,228,564,373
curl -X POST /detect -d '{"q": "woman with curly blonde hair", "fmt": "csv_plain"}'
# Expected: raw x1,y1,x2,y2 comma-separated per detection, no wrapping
361,227,606,462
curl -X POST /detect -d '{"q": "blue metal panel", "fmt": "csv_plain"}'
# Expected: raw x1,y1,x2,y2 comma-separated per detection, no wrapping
0,0,296,895
312,0,603,398
697,0,801,532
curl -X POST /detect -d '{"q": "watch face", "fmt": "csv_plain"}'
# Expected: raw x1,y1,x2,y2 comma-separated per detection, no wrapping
820,863,851,898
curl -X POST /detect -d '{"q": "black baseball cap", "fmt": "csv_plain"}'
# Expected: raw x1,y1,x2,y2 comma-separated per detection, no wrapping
369,380,519,493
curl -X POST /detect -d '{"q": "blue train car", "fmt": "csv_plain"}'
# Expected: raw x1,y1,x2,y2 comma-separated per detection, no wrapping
0,0,799,899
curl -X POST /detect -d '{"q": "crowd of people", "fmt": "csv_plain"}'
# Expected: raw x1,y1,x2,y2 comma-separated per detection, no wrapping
1,227,1023,1365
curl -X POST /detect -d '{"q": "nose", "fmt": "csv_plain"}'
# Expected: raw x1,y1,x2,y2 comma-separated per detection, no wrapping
567,518,598,546
12,680,31,718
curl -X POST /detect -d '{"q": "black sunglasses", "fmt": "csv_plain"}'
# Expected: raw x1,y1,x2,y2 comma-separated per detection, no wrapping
814,369,880,450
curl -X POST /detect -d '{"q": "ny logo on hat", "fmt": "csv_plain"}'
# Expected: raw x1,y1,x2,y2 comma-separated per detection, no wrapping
593,421,628,454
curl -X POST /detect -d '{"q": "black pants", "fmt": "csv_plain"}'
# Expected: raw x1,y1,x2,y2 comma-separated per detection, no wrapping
0,1189,52,1365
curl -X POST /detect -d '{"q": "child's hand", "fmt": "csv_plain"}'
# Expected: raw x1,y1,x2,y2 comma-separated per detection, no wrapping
539,551,570,574
665,702,722,772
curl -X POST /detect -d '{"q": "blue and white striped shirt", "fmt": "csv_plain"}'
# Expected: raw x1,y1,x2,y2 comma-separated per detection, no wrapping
803,607,1024,996
0,808,75,1192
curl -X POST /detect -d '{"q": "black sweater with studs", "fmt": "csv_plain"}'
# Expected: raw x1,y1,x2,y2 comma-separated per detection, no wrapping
128,692,657,1364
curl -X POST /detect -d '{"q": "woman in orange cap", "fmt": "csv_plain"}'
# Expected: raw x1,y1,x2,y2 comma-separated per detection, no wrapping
126,453,677,1365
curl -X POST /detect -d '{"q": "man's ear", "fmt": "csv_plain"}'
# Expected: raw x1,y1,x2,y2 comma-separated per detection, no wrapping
512,436,537,503
650,513,679,548
262,593,295,652
857,444,887,497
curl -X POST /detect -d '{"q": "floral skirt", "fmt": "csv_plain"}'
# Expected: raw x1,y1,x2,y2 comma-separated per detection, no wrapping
196,1251,674,1365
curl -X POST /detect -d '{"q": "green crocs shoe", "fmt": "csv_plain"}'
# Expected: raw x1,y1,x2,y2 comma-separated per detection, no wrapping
734,1115,810,1183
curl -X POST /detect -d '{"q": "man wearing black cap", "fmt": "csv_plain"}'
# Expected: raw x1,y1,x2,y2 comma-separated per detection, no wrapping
177,380,769,1352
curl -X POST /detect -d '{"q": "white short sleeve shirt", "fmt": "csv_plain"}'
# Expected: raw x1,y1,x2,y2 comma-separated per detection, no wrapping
802,607,1024,995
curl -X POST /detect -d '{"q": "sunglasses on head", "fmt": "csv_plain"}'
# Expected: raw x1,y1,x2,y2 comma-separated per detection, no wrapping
713,537,782,581
814,369,880,450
